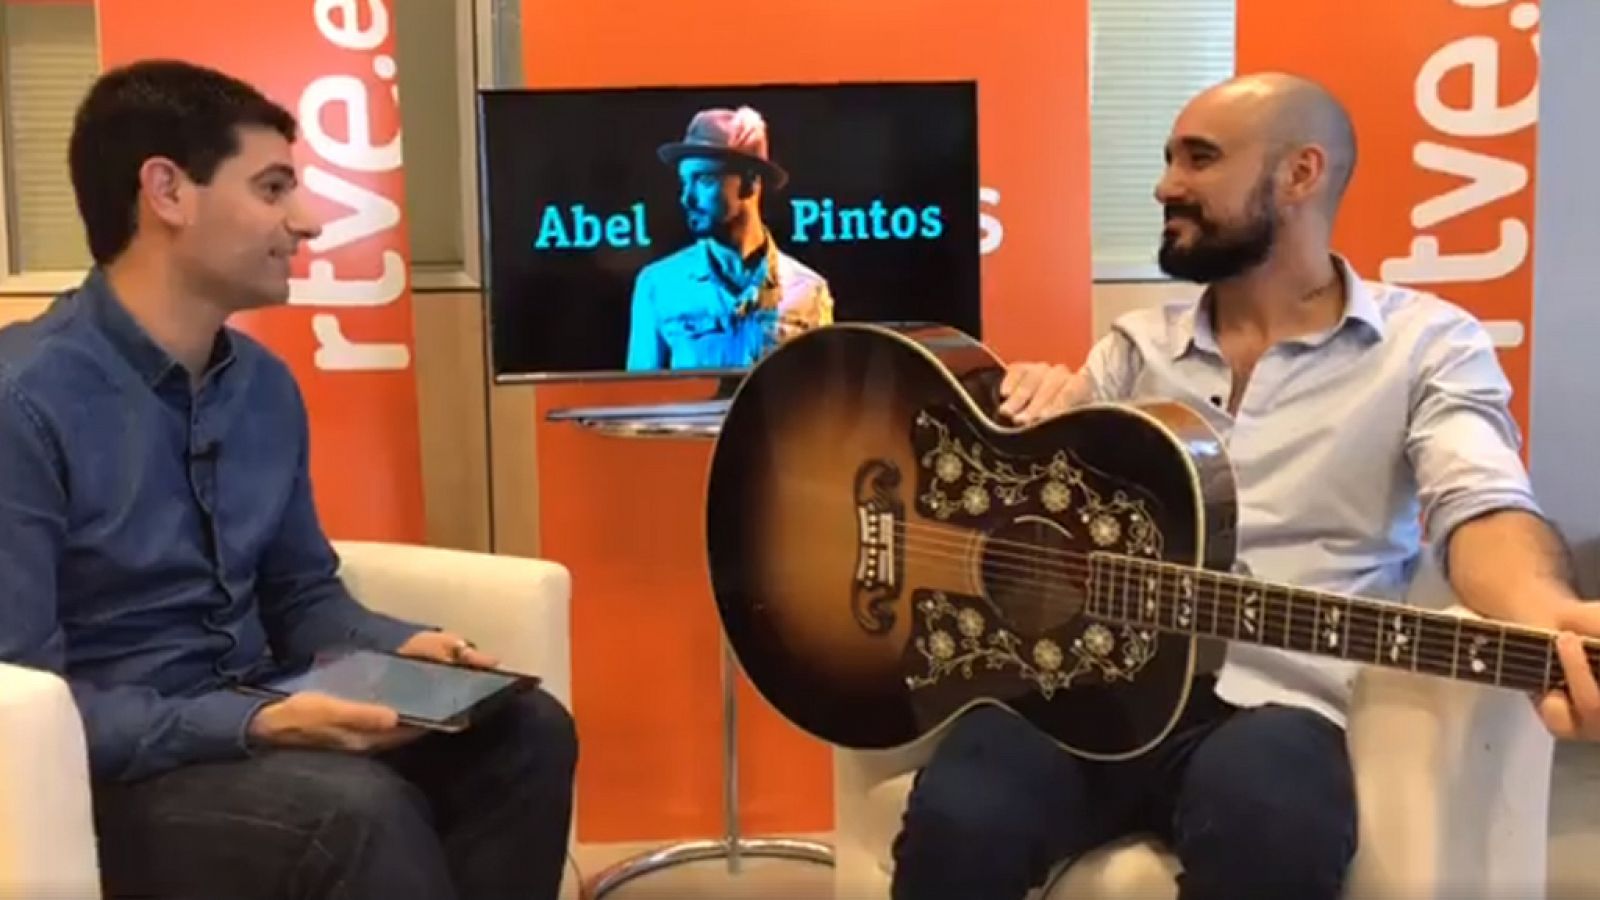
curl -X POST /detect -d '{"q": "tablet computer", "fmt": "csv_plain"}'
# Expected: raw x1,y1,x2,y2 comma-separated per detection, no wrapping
241,649,539,733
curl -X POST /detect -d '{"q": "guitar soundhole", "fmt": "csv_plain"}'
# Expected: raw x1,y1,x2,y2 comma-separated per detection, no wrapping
979,516,1084,638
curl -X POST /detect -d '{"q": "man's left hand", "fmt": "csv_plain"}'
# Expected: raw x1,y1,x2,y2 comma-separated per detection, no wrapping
396,630,501,669
1537,602,1600,741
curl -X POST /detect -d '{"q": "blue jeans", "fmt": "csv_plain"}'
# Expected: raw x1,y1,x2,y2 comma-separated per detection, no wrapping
890,677,1357,900
91,689,578,900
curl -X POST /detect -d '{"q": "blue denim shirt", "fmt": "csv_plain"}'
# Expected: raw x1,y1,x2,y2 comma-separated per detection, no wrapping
625,234,833,371
0,270,425,783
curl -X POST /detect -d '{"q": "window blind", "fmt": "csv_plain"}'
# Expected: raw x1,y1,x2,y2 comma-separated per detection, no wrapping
1090,0,1236,279
1,1,99,272
0,0,467,276
393,0,464,270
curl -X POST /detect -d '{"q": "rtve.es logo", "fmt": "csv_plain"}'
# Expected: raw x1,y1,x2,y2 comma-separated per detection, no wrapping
1380,0,1539,350
287,0,412,373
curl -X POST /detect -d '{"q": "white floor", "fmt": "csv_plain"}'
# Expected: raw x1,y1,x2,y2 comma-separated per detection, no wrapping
1549,742,1600,898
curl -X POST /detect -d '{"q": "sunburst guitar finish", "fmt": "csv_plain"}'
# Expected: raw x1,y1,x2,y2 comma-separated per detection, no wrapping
704,323,1238,759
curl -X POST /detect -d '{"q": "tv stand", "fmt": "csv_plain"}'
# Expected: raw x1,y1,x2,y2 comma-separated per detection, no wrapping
710,372,745,399
543,374,747,439
546,392,833,896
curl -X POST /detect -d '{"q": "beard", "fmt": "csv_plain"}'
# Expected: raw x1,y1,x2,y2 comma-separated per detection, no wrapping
684,201,736,240
1158,177,1277,284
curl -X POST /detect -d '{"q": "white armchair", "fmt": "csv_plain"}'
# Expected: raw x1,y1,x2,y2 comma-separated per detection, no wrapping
0,541,573,900
835,554,1556,900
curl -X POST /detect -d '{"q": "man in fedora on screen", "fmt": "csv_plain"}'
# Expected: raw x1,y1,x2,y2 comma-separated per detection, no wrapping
0,60,575,899
626,105,834,371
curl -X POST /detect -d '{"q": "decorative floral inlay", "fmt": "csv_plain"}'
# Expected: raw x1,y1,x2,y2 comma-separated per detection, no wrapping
913,412,1165,560
957,607,986,638
935,452,963,483
1041,480,1071,513
902,409,1170,700
907,594,1159,699
1082,623,1116,657
1089,515,1122,547
1032,639,1064,672
961,486,991,515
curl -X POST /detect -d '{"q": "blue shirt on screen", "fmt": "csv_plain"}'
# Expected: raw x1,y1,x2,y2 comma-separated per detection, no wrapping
626,232,833,371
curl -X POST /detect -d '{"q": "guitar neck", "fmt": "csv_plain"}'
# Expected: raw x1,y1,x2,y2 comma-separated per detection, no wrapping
1085,552,1591,694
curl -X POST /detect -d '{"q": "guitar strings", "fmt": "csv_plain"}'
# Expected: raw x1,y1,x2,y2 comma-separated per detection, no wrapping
888,536,1579,686
894,543,1558,669
893,547,1569,689
873,511,1595,679
889,532,1575,677
889,512,1582,651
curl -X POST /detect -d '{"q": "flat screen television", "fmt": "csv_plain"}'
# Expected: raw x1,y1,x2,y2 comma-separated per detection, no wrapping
477,80,982,382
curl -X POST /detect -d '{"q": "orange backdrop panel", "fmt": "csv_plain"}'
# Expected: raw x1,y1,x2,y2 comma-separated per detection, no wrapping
522,1,1092,841
97,0,426,542
1239,0,1540,435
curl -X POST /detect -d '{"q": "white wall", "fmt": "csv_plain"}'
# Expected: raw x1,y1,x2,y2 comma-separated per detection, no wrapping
1530,0,1600,595
1530,1,1600,894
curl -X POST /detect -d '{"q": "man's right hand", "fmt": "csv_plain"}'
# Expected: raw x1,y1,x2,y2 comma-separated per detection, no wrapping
997,362,1089,426
247,692,422,754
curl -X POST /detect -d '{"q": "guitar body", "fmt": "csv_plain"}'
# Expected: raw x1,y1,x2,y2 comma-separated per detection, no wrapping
705,323,1240,759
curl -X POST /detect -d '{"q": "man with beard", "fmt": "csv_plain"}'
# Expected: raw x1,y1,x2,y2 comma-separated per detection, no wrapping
887,72,1593,900
626,105,833,371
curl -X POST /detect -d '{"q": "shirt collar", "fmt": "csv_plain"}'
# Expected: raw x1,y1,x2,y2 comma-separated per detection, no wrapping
696,228,782,289
1171,254,1385,360
80,267,236,388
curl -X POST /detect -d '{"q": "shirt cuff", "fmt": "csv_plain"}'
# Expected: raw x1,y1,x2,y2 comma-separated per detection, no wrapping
356,612,431,654
182,688,276,762
1430,489,1547,577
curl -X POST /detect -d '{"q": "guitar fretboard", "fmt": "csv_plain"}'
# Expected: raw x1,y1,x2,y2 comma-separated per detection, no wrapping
1085,552,1590,694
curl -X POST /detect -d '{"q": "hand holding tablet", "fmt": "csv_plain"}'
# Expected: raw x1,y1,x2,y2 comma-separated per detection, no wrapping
245,690,425,754
392,629,502,670
242,647,540,745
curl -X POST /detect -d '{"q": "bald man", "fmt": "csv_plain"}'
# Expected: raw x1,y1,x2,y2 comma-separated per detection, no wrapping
889,72,1585,900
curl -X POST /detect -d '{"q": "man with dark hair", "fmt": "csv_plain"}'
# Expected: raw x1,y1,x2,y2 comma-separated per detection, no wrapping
626,105,833,371
889,71,1589,900
0,59,576,899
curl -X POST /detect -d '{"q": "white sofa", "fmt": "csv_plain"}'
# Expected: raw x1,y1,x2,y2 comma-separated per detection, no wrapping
835,555,1558,900
0,541,573,900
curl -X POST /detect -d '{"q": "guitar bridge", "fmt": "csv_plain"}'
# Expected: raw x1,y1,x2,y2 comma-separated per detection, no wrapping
856,507,896,589
853,460,904,635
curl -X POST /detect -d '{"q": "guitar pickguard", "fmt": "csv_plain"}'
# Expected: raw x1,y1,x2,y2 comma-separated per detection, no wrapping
904,406,1171,698
904,590,1160,699
912,408,1165,559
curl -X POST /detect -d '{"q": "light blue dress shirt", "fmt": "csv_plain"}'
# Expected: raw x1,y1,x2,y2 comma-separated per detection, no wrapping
1081,256,1543,726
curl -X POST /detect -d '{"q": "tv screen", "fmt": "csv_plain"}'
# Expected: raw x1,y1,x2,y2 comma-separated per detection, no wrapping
478,81,982,381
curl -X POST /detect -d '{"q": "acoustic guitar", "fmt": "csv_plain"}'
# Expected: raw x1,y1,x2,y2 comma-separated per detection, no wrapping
704,322,1587,759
